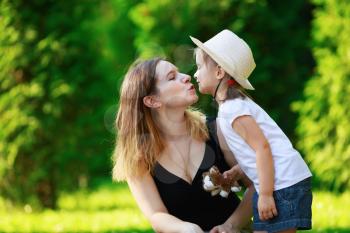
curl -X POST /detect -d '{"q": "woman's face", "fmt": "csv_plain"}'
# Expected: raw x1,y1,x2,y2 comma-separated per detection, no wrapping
194,51,218,95
154,60,198,108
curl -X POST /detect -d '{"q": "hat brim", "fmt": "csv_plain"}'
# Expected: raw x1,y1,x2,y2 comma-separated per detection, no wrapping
190,36,255,90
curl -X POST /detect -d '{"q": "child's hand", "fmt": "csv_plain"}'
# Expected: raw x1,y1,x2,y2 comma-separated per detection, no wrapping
222,164,243,181
257,194,278,221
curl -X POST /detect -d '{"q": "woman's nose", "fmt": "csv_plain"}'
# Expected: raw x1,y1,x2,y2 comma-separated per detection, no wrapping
181,74,191,83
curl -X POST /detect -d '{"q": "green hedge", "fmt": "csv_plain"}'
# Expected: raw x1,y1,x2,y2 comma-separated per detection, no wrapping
293,0,350,192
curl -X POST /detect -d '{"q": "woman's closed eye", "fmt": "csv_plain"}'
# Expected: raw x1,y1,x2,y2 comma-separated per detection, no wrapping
166,67,179,81
167,71,177,81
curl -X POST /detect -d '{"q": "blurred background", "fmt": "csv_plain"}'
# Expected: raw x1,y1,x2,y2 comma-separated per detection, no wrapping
0,0,349,232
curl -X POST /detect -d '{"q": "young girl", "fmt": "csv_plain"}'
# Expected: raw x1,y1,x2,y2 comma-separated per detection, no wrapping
190,29,312,233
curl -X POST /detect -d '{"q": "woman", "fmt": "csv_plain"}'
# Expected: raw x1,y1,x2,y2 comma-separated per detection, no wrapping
112,57,254,233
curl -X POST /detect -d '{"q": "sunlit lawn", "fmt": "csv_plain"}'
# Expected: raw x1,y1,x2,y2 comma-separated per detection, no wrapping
0,182,151,233
1,181,349,233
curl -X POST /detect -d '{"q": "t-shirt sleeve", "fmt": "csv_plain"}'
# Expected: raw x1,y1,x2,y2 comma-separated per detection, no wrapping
219,98,252,125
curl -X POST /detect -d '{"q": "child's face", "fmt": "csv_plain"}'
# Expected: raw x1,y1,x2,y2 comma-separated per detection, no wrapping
194,51,219,95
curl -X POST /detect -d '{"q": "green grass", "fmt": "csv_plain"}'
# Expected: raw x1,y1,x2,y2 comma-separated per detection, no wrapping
1,181,349,233
0,182,152,233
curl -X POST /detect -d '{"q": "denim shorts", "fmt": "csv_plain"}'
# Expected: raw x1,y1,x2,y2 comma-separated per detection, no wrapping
253,177,313,233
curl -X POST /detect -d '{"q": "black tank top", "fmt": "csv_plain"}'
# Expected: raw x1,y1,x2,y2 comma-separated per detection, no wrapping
152,119,241,231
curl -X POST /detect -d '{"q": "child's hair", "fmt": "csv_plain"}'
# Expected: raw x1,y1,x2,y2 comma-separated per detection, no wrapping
195,48,250,100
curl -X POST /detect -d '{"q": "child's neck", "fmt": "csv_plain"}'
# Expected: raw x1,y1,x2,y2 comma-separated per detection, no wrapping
214,82,228,105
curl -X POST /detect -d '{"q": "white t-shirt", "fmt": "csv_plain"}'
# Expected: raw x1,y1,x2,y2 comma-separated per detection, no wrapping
217,97,312,193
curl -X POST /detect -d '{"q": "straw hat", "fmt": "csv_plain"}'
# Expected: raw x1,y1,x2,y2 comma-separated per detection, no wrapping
190,29,255,90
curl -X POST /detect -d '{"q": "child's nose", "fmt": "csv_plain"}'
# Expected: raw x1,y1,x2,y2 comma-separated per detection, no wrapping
194,70,198,80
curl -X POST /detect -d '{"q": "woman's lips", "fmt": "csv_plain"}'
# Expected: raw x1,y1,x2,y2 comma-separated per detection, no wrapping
188,85,196,94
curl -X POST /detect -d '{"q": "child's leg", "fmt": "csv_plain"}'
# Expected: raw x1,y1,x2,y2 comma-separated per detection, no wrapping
254,228,296,233
276,229,296,233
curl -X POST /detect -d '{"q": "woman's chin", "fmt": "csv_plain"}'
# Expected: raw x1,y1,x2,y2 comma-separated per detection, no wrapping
189,95,199,105
183,95,198,107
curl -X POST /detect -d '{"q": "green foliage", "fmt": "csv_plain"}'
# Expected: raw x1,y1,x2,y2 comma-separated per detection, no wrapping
129,0,314,136
1,0,347,210
0,0,120,208
293,0,350,192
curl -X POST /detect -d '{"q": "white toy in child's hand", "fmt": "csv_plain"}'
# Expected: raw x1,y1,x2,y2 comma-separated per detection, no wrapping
202,166,242,198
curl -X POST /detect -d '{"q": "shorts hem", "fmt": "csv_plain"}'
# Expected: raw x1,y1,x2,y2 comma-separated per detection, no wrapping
253,218,312,233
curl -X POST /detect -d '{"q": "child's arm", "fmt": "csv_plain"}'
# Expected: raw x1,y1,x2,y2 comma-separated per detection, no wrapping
216,120,243,180
216,121,254,229
232,115,278,221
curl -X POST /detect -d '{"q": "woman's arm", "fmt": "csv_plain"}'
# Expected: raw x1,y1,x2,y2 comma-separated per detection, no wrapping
221,175,254,230
127,172,203,233
231,115,277,221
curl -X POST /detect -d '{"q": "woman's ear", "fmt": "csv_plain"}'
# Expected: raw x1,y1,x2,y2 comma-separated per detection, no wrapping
143,95,162,108
215,66,226,80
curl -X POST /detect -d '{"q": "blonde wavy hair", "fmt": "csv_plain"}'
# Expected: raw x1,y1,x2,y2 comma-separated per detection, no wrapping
112,58,209,181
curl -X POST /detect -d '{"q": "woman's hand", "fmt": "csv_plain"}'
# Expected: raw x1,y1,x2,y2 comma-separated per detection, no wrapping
209,222,241,233
181,222,204,233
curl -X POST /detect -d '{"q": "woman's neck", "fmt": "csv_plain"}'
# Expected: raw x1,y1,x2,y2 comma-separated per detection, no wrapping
155,107,189,139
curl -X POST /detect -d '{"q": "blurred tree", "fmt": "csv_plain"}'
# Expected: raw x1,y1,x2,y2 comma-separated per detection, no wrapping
293,0,350,191
102,0,139,86
129,0,314,141
0,0,319,208
0,0,125,208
